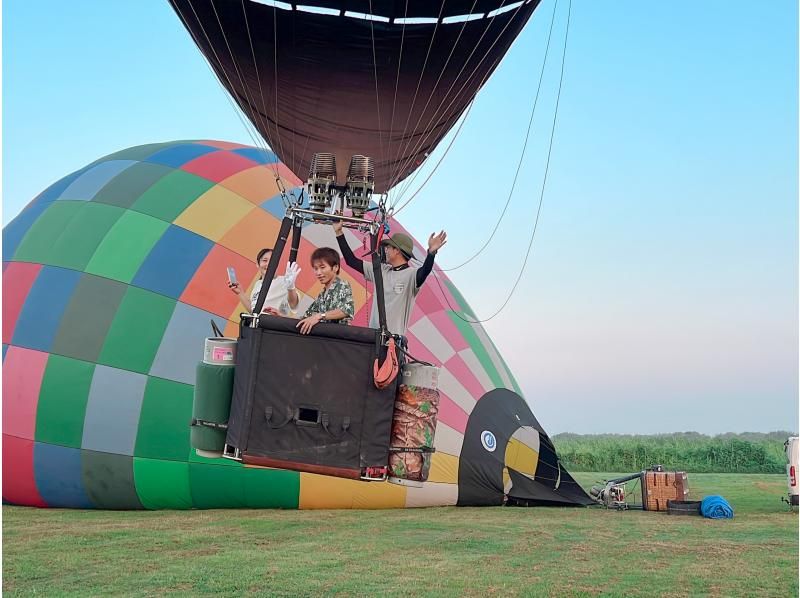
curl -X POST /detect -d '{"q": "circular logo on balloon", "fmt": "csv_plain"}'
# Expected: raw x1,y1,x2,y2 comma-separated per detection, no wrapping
480,430,497,452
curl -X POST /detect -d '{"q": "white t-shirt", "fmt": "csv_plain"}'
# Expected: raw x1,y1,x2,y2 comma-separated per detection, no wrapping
250,277,295,315
364,264,419,334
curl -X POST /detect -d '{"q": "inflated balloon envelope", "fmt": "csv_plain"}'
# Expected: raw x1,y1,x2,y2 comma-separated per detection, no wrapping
167,0,541,192
2,139,595,509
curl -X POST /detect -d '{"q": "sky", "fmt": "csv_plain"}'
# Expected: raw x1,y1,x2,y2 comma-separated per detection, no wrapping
4,0,798,434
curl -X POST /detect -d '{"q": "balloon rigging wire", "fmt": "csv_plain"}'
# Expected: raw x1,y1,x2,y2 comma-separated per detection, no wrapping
233,0,286,166
242,1,298,198
386,2,446,189
223,2,293,187
385,0,410,206
389,100,475,216
211,0,279,163
390,22,522,212
389,32,521,216
270,1,287,164
430,0,572,325
390,0,513,197
241,0,279,166
242,0,295,180
438,0,561,272
388,0,485,197
368,0,387,177
177,0,281,180
388,0,481,193
391,0,529,203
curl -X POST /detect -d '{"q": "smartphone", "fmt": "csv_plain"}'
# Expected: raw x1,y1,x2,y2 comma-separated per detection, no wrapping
226,267,238,286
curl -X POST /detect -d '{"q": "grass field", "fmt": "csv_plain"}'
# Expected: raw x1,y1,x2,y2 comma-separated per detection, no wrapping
3,473,797,597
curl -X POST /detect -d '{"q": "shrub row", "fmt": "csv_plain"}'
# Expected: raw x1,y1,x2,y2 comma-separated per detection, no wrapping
551,431,796,474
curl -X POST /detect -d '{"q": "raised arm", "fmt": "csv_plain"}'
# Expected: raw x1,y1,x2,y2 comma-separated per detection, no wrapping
229,281,253,311
417,230,447,288
416,252,436,288
334,222,364,275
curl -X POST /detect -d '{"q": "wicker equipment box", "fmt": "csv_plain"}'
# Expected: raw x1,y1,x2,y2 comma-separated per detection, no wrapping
642,471,689,511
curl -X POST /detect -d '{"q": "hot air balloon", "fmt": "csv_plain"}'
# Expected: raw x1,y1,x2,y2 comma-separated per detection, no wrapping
2,141,591,509
167,0,543,191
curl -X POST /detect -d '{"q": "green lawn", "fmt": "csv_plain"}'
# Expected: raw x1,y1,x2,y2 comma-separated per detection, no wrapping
3,473,797,597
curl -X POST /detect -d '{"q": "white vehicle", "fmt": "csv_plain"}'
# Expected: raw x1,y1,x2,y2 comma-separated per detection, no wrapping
785,436,798,507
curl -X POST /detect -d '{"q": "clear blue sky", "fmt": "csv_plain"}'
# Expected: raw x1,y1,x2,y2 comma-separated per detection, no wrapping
4,1,798,434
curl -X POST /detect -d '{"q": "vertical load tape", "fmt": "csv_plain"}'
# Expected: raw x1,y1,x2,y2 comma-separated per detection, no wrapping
388,364,440,487
191,337,237,457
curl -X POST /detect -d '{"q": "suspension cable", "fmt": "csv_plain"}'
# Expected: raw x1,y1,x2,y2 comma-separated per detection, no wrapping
390,0,528,200
433,0,572,325
368,0,387,177
438,0,561,272
389,99,475,217
388,25,524,218
177,1,281,178
386,0,410,194
389,7,528,208
389,0,494,199
386,2,446,189
241,0,283,174
389,1,520,197
206,0,275,157
271,1,287,163
211,0,273,157
392,1,530,206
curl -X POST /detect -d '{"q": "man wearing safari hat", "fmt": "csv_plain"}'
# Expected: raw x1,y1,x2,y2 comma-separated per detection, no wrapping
334,222,447,335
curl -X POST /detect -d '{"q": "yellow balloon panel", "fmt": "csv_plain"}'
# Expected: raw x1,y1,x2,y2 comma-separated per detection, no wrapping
504,438,539,478
427,452,459,484
299,473,407,509
174,185,254,241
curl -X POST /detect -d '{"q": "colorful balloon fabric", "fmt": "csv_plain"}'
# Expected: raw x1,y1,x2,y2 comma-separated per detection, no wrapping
3,140,590,509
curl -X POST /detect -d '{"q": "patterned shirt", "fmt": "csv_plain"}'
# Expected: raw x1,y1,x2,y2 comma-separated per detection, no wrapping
303,276,354,324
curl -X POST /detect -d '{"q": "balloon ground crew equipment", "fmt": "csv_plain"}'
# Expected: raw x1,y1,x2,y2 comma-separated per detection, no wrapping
191,333,237,458
642,468,689,511
666,500,702,516
590,467,690,512
589,472,642,510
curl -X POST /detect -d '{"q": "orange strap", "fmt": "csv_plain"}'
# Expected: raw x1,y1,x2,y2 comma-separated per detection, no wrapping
373,338,400,389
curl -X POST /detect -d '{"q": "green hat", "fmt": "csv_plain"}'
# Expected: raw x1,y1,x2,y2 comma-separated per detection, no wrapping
381,233,414,259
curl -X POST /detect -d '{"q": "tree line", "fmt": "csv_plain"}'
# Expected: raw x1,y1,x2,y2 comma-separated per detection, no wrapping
551,431,796,474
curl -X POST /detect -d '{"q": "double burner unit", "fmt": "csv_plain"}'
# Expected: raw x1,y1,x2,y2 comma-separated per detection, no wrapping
307,153,375,218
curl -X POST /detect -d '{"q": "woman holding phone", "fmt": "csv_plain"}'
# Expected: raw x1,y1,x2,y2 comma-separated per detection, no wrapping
228,248,301,316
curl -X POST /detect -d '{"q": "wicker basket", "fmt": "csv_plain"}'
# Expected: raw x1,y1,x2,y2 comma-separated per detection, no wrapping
642,471,689,511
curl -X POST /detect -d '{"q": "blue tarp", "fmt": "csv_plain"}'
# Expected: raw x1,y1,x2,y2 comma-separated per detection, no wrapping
700,495,734,519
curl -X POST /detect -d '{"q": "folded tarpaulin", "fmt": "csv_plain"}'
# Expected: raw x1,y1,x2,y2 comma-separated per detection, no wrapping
700,495,734,519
